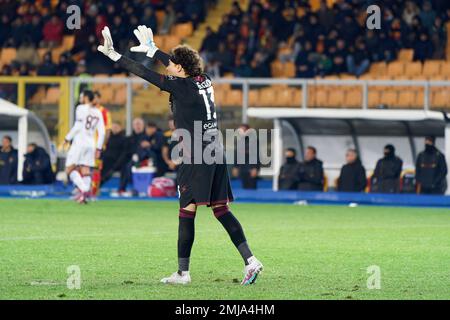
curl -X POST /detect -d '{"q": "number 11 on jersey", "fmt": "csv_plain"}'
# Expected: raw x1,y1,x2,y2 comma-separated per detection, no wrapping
199,87,216,120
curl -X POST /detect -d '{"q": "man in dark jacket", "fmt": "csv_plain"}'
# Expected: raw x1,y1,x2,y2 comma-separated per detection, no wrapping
0,135,18,185
232,124,260,189
372,144,403,193
22,143,54,184
415,136,447,194
101,122,126,184
139,122,166,177
298,146,324,191
337,149,367,192
118,118,146,193
278,148,301,190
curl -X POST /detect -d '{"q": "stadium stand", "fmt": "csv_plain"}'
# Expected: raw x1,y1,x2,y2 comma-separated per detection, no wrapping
1,0,448,114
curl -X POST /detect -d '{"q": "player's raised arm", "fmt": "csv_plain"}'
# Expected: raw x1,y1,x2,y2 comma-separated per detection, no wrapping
97,26,172,92
130,25,170,67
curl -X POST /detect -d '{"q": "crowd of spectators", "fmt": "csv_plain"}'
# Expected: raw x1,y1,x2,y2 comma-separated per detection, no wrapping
278,136,448,195
0,0,215,77
200,0,450,78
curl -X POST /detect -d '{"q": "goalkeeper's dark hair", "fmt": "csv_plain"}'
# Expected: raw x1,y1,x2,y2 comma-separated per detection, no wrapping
170,45,203,77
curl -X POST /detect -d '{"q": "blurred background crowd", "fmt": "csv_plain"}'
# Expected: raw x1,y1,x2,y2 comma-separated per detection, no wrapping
0,0,448,78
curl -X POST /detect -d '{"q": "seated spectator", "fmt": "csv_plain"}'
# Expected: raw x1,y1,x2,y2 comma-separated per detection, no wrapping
232,124,259,190
101,122,126,184
337,149,367,192
371,145,403,193
419,1,436,31
346,41,370,77
119,118,146,194
295,41,315,78
141,6,158,34
0,136,18,185
160,4,177,35
298,146,324,191
28,14,43,46
0,14,12,47
41,14,64,47
15,37,40,67
413,32,433,62
139,122,165,176
415,136,447,194
37,52,57,76
22,143,54,185
278,148,301,190
162,116,179,173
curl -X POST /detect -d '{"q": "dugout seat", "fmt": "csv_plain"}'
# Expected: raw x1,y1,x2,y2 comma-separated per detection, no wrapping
397,90,416,108
0,48,16,67
422,60,442,79
345,89,363,108
275,87,294,107
270,60,284,78
223,90,242,106
62,35,75,51
387,61,405,78
397,49,414,62
368,62,387,77
283,62,296,78
404,62,422,79
441,62,450,78
172,23,193,39
162,35,181,53
328,88,345,107
42,87,60,104
248,90,260,107
259,87,276,107
368,91,381,108
380,90,398,107
431,90,450,108
114,87,127,105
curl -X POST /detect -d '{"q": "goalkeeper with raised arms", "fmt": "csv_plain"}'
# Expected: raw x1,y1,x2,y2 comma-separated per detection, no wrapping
98,26,263,285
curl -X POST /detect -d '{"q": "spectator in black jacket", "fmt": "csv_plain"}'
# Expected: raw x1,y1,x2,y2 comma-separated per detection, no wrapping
22,143,54,184
0,136,18,185
139,122,165,176
118,118,146,193
298,146,324,191
337,149,367,192
101,122,126,184
232,124,259,189
346,40,370,77
278,148,301,190
415,136,447,194
372,144,403,193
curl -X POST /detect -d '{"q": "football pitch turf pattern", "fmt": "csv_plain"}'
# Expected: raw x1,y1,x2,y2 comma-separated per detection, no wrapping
0,198,449,300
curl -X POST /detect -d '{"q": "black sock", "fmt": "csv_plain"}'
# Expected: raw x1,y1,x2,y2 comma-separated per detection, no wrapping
213,205,253,264
178,208,196,272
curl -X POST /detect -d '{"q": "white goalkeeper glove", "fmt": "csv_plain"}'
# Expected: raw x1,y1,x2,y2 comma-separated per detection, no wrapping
130,25,159,58
97,26,121,62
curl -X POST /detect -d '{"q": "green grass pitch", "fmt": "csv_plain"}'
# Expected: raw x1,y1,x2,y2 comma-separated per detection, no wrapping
0,198,449,300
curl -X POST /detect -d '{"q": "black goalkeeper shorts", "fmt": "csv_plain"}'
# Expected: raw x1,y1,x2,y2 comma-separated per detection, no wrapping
176,163,234,208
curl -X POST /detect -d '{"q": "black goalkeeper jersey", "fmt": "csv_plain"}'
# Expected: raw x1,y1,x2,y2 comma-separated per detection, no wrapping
118,53,220,161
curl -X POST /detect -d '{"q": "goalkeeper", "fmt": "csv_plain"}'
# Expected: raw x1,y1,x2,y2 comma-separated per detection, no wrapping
98,26,263,285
